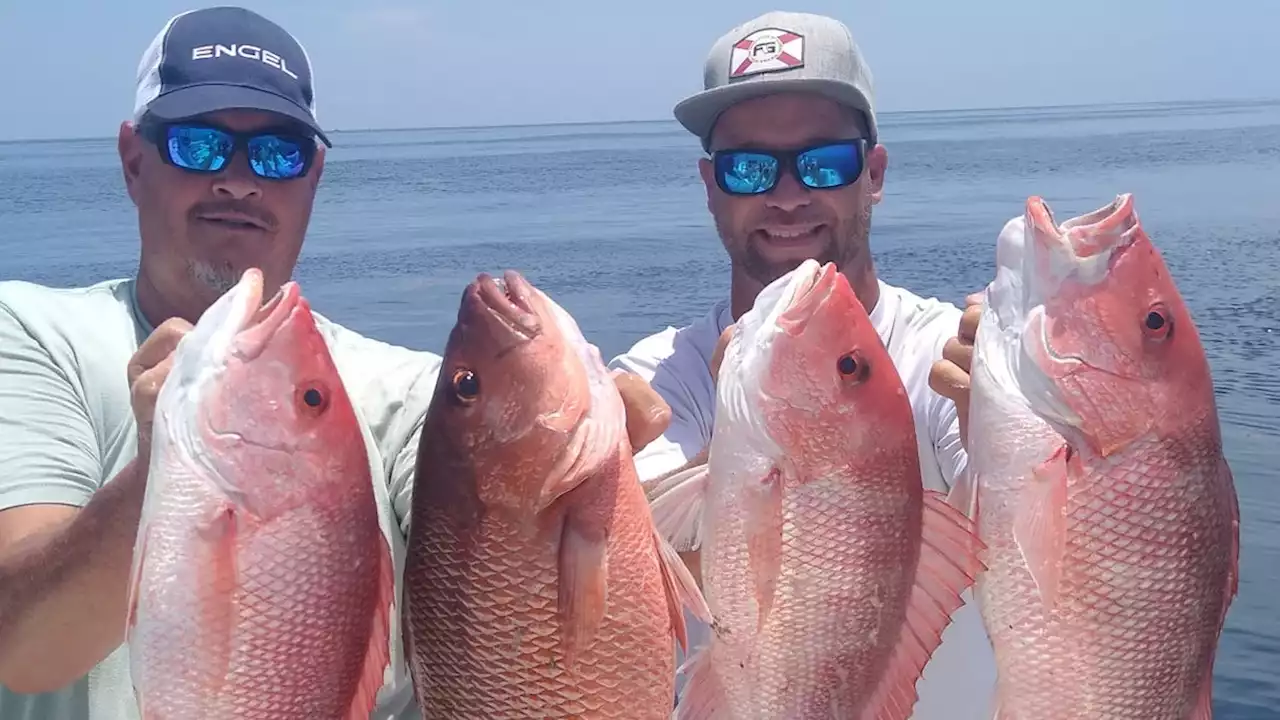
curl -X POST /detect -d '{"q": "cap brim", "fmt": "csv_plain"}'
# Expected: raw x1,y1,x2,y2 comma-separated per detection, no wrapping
673,77,877,150
143,84,332,147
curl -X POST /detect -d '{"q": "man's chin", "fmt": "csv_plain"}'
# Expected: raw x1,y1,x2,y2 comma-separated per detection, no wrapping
186,260,246,298
744,241,838,286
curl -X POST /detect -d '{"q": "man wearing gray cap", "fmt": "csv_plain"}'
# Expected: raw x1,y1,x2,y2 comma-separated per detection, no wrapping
609,10,995,719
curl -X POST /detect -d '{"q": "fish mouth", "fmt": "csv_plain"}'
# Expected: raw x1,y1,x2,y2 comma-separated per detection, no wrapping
1026,194,1140,298
777,260,838,332
233,278,301,361
467,270,542,343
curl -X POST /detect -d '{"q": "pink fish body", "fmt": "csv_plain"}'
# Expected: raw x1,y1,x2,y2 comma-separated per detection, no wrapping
959,195,1241,719
650,259,986,720
125,268,394,719
402,270,708,719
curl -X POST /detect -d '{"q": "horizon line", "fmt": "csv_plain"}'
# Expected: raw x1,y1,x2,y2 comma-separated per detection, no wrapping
2,94,1277,146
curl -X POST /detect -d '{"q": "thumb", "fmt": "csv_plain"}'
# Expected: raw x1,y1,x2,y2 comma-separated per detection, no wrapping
710,324,735,384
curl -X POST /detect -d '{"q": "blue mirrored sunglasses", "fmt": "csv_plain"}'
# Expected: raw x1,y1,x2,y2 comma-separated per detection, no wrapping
139,122,317,180
712,139,868,196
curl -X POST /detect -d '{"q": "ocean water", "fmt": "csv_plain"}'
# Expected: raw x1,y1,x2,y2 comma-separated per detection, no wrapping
1,98,1277,717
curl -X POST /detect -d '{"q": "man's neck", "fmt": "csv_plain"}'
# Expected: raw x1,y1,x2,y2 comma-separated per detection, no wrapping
730,262,880,322
133,271,203,330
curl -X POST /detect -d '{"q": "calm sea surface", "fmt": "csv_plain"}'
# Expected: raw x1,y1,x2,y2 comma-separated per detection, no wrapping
1,99,1277,717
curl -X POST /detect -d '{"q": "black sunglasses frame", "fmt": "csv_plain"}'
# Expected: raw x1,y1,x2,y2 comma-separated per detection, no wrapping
710,138,869,196
135,119,319,181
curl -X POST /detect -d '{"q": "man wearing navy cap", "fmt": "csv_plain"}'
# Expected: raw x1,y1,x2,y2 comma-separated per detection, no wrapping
610,10,994,720
0,6,670,719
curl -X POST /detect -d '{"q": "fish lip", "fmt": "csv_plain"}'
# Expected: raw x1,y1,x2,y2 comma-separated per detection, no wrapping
233,280,301,361
472,271,542,341
777,261,837,331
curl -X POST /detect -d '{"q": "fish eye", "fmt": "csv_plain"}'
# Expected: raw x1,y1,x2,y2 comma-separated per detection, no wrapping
451,368,480,403
837,351,868,381
1142,304,1172,340
296,383,329,414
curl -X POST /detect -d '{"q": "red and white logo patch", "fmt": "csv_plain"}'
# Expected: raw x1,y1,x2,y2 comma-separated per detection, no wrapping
728,28,805,79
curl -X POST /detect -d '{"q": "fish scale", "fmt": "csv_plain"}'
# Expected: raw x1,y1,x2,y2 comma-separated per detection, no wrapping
703,479,920,717
407,492,676,717
979,440,1233,718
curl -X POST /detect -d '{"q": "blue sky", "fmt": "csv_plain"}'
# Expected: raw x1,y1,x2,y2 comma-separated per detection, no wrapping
1,0,1276,141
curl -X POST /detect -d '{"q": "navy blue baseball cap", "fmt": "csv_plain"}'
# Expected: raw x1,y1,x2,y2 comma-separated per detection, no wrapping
132,6,331,146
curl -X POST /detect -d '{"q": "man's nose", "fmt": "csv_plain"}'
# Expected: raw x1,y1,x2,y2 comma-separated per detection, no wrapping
763,169,810,213
210,152,262,200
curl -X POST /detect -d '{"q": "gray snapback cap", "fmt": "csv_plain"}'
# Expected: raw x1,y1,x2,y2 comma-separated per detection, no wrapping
674,11,878,151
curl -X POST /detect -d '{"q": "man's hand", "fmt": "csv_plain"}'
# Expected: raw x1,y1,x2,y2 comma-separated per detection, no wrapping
613,323,736,458
929,293,983,449
127,318,193,452
613,371,672,456
710,324,733,384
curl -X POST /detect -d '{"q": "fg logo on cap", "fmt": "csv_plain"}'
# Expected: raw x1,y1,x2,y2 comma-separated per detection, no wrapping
729,28,805,79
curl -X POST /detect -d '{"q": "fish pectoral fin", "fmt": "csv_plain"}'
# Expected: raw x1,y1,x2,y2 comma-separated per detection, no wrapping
745,467,784,633
647,462,711,552
945,465,980,522
654,528,713,652
557,512,608,672
672,645,731,720
347,534,396,720
125,521,152,642
1015,443,1075,611
539,413,618,512
190,500,239,696
864,489,988,720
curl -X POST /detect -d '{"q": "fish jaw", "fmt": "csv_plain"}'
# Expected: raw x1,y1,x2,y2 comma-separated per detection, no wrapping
422,270,624,524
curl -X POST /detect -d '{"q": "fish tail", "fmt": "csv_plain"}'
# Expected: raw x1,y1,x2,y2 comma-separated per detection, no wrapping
347,534,395,719
862,489,988,720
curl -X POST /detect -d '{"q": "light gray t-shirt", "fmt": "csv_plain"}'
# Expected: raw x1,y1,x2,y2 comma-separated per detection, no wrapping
0,276,442,720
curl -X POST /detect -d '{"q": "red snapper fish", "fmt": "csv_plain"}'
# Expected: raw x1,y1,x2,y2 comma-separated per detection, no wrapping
402,270,709,719
648,259,986,720
958,194,1241,719
126,268,394,719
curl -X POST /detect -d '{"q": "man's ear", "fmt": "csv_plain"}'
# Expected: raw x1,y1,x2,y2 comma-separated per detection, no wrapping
119,121,145,206
308,144,326,190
